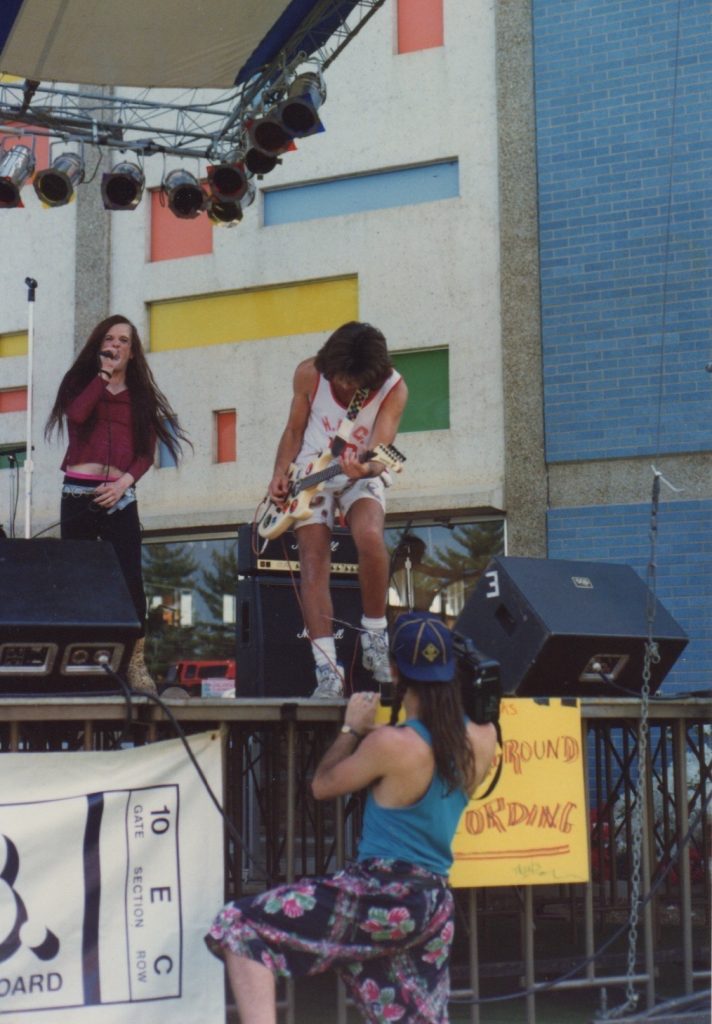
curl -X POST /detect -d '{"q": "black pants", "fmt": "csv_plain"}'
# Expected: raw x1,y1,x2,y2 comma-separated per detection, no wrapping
60,493,146,635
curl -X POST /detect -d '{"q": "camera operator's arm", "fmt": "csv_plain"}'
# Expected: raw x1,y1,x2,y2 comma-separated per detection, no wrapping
312,693,396,800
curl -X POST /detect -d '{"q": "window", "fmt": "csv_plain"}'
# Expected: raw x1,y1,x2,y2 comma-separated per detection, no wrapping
385,518,505,622
391,348,449,431
214,409,237,463
397,0,444,54
142,534,238,682
0,388,27,413
149,187,212,262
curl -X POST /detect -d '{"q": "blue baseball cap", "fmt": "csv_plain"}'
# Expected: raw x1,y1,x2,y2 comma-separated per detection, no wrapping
390,612,455,683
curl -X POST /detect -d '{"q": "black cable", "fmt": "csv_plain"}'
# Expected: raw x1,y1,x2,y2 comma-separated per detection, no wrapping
100,661,270,881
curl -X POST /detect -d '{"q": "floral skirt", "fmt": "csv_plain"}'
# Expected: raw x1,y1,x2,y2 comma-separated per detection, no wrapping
205,858,454,1023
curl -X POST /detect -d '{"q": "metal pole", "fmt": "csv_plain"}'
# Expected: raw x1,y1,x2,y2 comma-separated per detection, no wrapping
23,277,37,539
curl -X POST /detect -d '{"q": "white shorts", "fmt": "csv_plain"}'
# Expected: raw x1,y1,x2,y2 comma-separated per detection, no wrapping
294,474,386,531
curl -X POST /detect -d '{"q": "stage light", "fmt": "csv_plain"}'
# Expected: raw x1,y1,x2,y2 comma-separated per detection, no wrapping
280,71,326,137
0,145,36,208
206,180,255,227
244,148,279,176
164,168,205,219
33,152,84,207
101,161,144,210
249,115,292,156
207,198,243,227
208,162,249,202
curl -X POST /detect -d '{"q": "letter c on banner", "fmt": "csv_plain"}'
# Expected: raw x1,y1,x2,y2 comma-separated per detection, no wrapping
154,955,173,975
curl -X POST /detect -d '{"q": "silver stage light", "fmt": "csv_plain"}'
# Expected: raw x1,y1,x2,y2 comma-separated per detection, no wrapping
0,145,36,208
208,162,249,203
280,71,326,137
33,152,84,207
207,180,255,227
101,161,144,210
164,168,205,219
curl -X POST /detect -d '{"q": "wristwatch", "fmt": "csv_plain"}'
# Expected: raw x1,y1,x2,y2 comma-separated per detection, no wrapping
340,724,362,739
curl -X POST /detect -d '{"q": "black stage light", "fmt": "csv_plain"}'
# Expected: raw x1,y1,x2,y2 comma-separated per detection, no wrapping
280,72,326,137
207,162,249,202
101,161,144,210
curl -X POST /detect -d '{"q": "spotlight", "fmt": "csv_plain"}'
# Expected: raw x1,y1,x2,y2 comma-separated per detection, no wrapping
164,168,205,219
280,72,326,137
207,180,255,227
101,161,144,210
207,198,243,227
207,162,249,202
33,152,84,207
249,112,292,156
244,148,279,176
0,145,35,208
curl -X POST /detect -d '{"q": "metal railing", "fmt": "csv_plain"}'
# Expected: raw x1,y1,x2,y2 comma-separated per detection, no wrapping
0,696,709,1023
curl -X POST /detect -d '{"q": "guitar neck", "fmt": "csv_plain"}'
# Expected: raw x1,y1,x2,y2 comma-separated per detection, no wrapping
296,451,370,493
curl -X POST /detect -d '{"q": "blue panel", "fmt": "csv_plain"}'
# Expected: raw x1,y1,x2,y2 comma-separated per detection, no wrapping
0,0,24,50
264,161,460,225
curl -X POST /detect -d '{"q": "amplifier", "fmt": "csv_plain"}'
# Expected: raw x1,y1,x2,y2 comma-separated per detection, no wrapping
237,524,358,577
236,576,367,698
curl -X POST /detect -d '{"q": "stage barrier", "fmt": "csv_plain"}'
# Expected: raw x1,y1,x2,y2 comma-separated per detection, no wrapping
0,697,708,1024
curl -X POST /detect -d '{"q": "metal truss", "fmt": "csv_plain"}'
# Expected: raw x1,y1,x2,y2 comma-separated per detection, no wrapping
0,0,387,162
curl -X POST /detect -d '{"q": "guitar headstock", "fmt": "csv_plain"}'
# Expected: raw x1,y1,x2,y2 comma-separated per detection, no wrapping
371,443,406,473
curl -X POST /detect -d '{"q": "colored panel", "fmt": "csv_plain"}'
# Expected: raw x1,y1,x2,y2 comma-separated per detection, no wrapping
150,188,212,262
0,387,27,413
264,161,458,226
149,276,358,351
215,410,237,463
0,331,28,357
0,445,26,469
397,0,444,54
391,349,449,432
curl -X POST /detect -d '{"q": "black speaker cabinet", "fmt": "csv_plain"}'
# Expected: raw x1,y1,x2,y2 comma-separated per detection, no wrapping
0,539,141,695
236,576,367,698
455,556,688,697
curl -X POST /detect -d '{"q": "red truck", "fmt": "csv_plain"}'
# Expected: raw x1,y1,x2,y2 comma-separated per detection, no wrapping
160,659,236,698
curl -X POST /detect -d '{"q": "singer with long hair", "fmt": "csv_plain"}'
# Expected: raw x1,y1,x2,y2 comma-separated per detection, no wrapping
45,314,189,692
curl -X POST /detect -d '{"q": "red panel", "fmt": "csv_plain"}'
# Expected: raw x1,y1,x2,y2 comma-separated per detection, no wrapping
0,388,28,413
150,188,213,262
397,0,444,53
215,409,237,463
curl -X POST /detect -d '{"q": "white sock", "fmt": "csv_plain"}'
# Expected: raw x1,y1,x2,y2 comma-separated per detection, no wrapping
361,615,387,634
312,637,337,667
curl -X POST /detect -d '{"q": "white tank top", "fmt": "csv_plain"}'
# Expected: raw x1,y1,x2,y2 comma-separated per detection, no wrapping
298,369,402,464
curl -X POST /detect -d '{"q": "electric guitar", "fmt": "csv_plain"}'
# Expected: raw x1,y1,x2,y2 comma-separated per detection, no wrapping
257,443,406,540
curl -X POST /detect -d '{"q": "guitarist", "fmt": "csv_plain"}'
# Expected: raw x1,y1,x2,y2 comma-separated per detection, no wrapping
268,321,408,698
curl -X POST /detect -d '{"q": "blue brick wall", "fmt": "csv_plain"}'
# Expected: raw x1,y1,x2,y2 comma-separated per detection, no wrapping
533,0,712,461
548,500,711,694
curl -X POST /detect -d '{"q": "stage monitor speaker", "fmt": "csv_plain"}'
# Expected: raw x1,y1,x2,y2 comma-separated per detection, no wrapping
0,539,141,695
236,576,367,698
454,556,688,698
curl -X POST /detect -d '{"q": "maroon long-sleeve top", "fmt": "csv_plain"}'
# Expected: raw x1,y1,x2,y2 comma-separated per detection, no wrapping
60,376,155,483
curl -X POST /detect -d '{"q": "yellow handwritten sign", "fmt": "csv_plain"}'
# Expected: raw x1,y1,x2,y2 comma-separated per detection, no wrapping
450,698,589,888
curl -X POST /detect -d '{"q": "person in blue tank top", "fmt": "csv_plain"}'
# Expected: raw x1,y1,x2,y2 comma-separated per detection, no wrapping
206,612,497,1024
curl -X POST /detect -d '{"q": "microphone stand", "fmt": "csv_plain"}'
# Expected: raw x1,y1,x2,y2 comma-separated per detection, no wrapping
23,277,37,539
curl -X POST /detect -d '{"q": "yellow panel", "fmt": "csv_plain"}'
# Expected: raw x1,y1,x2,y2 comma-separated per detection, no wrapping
149,276,359,352
0,332,28,357
0,74,22,83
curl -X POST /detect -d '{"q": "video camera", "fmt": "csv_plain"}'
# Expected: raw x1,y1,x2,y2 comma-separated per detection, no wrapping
452,633,501,726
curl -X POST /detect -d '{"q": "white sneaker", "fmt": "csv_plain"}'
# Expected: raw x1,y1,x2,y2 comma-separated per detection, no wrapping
361,630,392,684
311,662,345,699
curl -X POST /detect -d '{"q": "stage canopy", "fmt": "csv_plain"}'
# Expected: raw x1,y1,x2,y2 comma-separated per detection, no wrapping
0,0,365,88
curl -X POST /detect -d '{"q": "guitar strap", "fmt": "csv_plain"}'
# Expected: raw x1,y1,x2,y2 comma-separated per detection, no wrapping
330,387,370,457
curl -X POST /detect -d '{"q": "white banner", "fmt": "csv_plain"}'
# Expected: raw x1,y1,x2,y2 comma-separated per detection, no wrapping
0,730,226,1023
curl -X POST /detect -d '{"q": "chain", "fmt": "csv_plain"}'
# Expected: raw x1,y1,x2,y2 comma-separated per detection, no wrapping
600,473,662,1019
